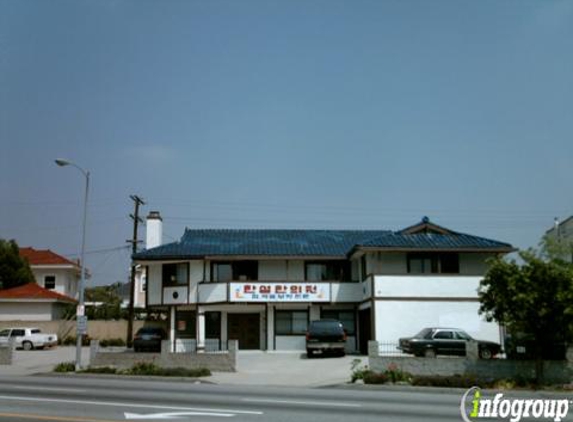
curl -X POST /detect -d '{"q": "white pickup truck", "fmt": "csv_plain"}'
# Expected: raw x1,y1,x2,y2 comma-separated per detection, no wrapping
0,327,58,350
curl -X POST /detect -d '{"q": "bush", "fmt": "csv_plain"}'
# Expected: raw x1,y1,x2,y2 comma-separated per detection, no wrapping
59,335,91,346
350,359,370,383
363,371,388,384
122,361,211,377
411,374,495,388
81,366,118,374
100,338,126,348
54,362,75,373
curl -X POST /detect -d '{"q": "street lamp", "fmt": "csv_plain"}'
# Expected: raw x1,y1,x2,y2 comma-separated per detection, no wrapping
55,158,89,371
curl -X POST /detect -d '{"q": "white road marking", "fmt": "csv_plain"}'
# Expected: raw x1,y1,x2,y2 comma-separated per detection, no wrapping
242,398,361,408
13,386,86,393
0,395,263,415
124,411,235,419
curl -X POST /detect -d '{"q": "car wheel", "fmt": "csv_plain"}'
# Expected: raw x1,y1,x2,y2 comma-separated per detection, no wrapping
479,348,493,359
134,347,140,353
306,349,314,358
424,348,436,358
22,341,33,351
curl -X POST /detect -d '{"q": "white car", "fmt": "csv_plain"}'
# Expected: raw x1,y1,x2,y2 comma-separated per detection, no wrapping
0,327,58,350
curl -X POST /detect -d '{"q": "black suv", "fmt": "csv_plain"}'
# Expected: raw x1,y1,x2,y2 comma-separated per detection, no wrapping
133,327,167,352
306,319,347,357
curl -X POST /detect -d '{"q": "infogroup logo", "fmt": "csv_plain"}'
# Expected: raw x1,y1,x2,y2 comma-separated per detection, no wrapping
460,387,570,422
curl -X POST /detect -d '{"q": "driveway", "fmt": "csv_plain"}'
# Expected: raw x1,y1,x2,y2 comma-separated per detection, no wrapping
0,347,366,387
209,351,367,387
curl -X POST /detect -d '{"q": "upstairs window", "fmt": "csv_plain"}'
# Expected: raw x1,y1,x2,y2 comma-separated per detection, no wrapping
162,263,188,287
407,253,459,274
211,261,258,282
44,275,56,290
305,261,351,282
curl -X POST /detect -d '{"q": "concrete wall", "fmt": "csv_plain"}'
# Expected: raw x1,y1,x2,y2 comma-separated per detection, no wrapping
0,320,157,341
90,339,237,372
0,344,12,365
374,300,500,344
368,341,573,384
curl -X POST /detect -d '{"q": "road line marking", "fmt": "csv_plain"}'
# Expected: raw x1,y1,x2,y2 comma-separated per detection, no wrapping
0,395,263,415
0,412,123,422
124,411,235,419
242,398,361,408
14,386,86,393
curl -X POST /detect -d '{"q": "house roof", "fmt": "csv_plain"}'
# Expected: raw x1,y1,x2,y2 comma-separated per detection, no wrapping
0,283,77,303
133,218,514,260
19,247,79,267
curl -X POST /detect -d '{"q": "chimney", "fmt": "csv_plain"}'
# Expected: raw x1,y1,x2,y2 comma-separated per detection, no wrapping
146,211,163,249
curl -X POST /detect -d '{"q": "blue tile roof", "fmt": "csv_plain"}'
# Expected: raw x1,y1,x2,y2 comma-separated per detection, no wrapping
133,220,514,260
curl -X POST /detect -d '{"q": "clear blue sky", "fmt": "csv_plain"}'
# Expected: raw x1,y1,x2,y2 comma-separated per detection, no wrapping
1,0,572,287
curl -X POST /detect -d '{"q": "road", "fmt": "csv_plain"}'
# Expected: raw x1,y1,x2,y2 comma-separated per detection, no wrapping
0,375,466,422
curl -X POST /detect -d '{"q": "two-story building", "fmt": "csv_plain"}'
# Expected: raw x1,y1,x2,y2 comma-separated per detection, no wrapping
133,212,514,353
19,247,81,299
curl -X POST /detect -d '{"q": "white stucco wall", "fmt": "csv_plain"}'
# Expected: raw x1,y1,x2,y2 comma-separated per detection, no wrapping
287,260,305,281
374,275,481,298
259,261,287,280
0,302,54,321
374,300,500,344
31,268,78,299
147,265,162,305
275,336,306,350
198,283,227,303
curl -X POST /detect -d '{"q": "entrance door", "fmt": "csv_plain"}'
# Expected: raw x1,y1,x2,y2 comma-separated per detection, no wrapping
227,313,260,350
358,308,372,355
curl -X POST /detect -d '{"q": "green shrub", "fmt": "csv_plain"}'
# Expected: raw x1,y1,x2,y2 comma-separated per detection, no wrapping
81,366,118,374
350,359,370,383
99,338,126,348
384,362,412,384
122,361,211,377
411,374,495,388
363,371,388,384
54,362,75,373
59,335,91,346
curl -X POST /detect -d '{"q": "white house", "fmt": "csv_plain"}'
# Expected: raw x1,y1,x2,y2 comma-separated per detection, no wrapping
0,282,76,321
19,247,82,299
133,213,514,353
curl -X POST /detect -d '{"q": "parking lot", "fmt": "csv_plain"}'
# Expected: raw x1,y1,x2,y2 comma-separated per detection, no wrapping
0,346,366,387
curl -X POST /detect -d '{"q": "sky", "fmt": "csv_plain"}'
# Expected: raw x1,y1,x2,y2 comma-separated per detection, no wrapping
0,0,572,287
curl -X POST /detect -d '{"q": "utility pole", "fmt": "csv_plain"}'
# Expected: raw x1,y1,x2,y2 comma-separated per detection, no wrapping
126,195,145,348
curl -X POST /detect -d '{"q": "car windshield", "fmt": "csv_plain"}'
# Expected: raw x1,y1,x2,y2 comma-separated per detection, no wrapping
414,328,433,339
31,329,41,334
309,321,344,334
137,328,164,335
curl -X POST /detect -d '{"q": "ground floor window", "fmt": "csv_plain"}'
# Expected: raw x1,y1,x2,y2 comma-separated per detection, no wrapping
275,310,308,335
205,311,221,339
175,310,196,338
321,309,356,335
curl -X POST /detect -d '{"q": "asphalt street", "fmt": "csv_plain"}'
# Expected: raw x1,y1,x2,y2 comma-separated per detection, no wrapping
0,375,467,422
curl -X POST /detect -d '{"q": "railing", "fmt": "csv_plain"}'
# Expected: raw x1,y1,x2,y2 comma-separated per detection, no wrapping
174,338,227,353
376,342,411,357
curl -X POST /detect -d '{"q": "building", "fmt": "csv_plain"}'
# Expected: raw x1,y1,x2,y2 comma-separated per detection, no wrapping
133,212,514,353
0,282,76,321
19,247,82,299
545,216,573,262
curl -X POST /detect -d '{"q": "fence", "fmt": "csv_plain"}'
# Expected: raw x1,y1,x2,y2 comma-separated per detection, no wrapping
90,339,237,372
368,341,573,384
375,342,410,357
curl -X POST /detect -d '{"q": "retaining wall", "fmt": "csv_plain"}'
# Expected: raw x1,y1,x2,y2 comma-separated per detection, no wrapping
90,340,237,372
368,341,573,384
0,344,12,365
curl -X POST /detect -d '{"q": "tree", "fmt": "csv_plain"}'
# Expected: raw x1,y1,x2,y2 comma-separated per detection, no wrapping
85,283,123,320
0,239,35,290
478,251,573,383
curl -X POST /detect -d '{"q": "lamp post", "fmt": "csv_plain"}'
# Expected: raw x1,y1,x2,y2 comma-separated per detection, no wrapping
55,158,89,371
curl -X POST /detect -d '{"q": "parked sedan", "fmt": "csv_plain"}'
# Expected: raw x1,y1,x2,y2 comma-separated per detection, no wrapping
133,327,167,352
398,327,501,359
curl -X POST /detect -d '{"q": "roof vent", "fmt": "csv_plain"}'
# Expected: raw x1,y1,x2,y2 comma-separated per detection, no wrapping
422,216,430,224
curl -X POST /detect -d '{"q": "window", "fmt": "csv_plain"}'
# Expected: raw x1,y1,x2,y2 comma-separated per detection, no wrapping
44,275,56,290
305,261,351,281
162,263,188,287
321,310,356,335
10,329,25,337
275,310,308,335
205,312,221,339
407,253,459,274
175,310,196,338
433,330,454,339
211,261,258,282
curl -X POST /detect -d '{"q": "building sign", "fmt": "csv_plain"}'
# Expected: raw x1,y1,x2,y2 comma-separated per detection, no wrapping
229,283,330,302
